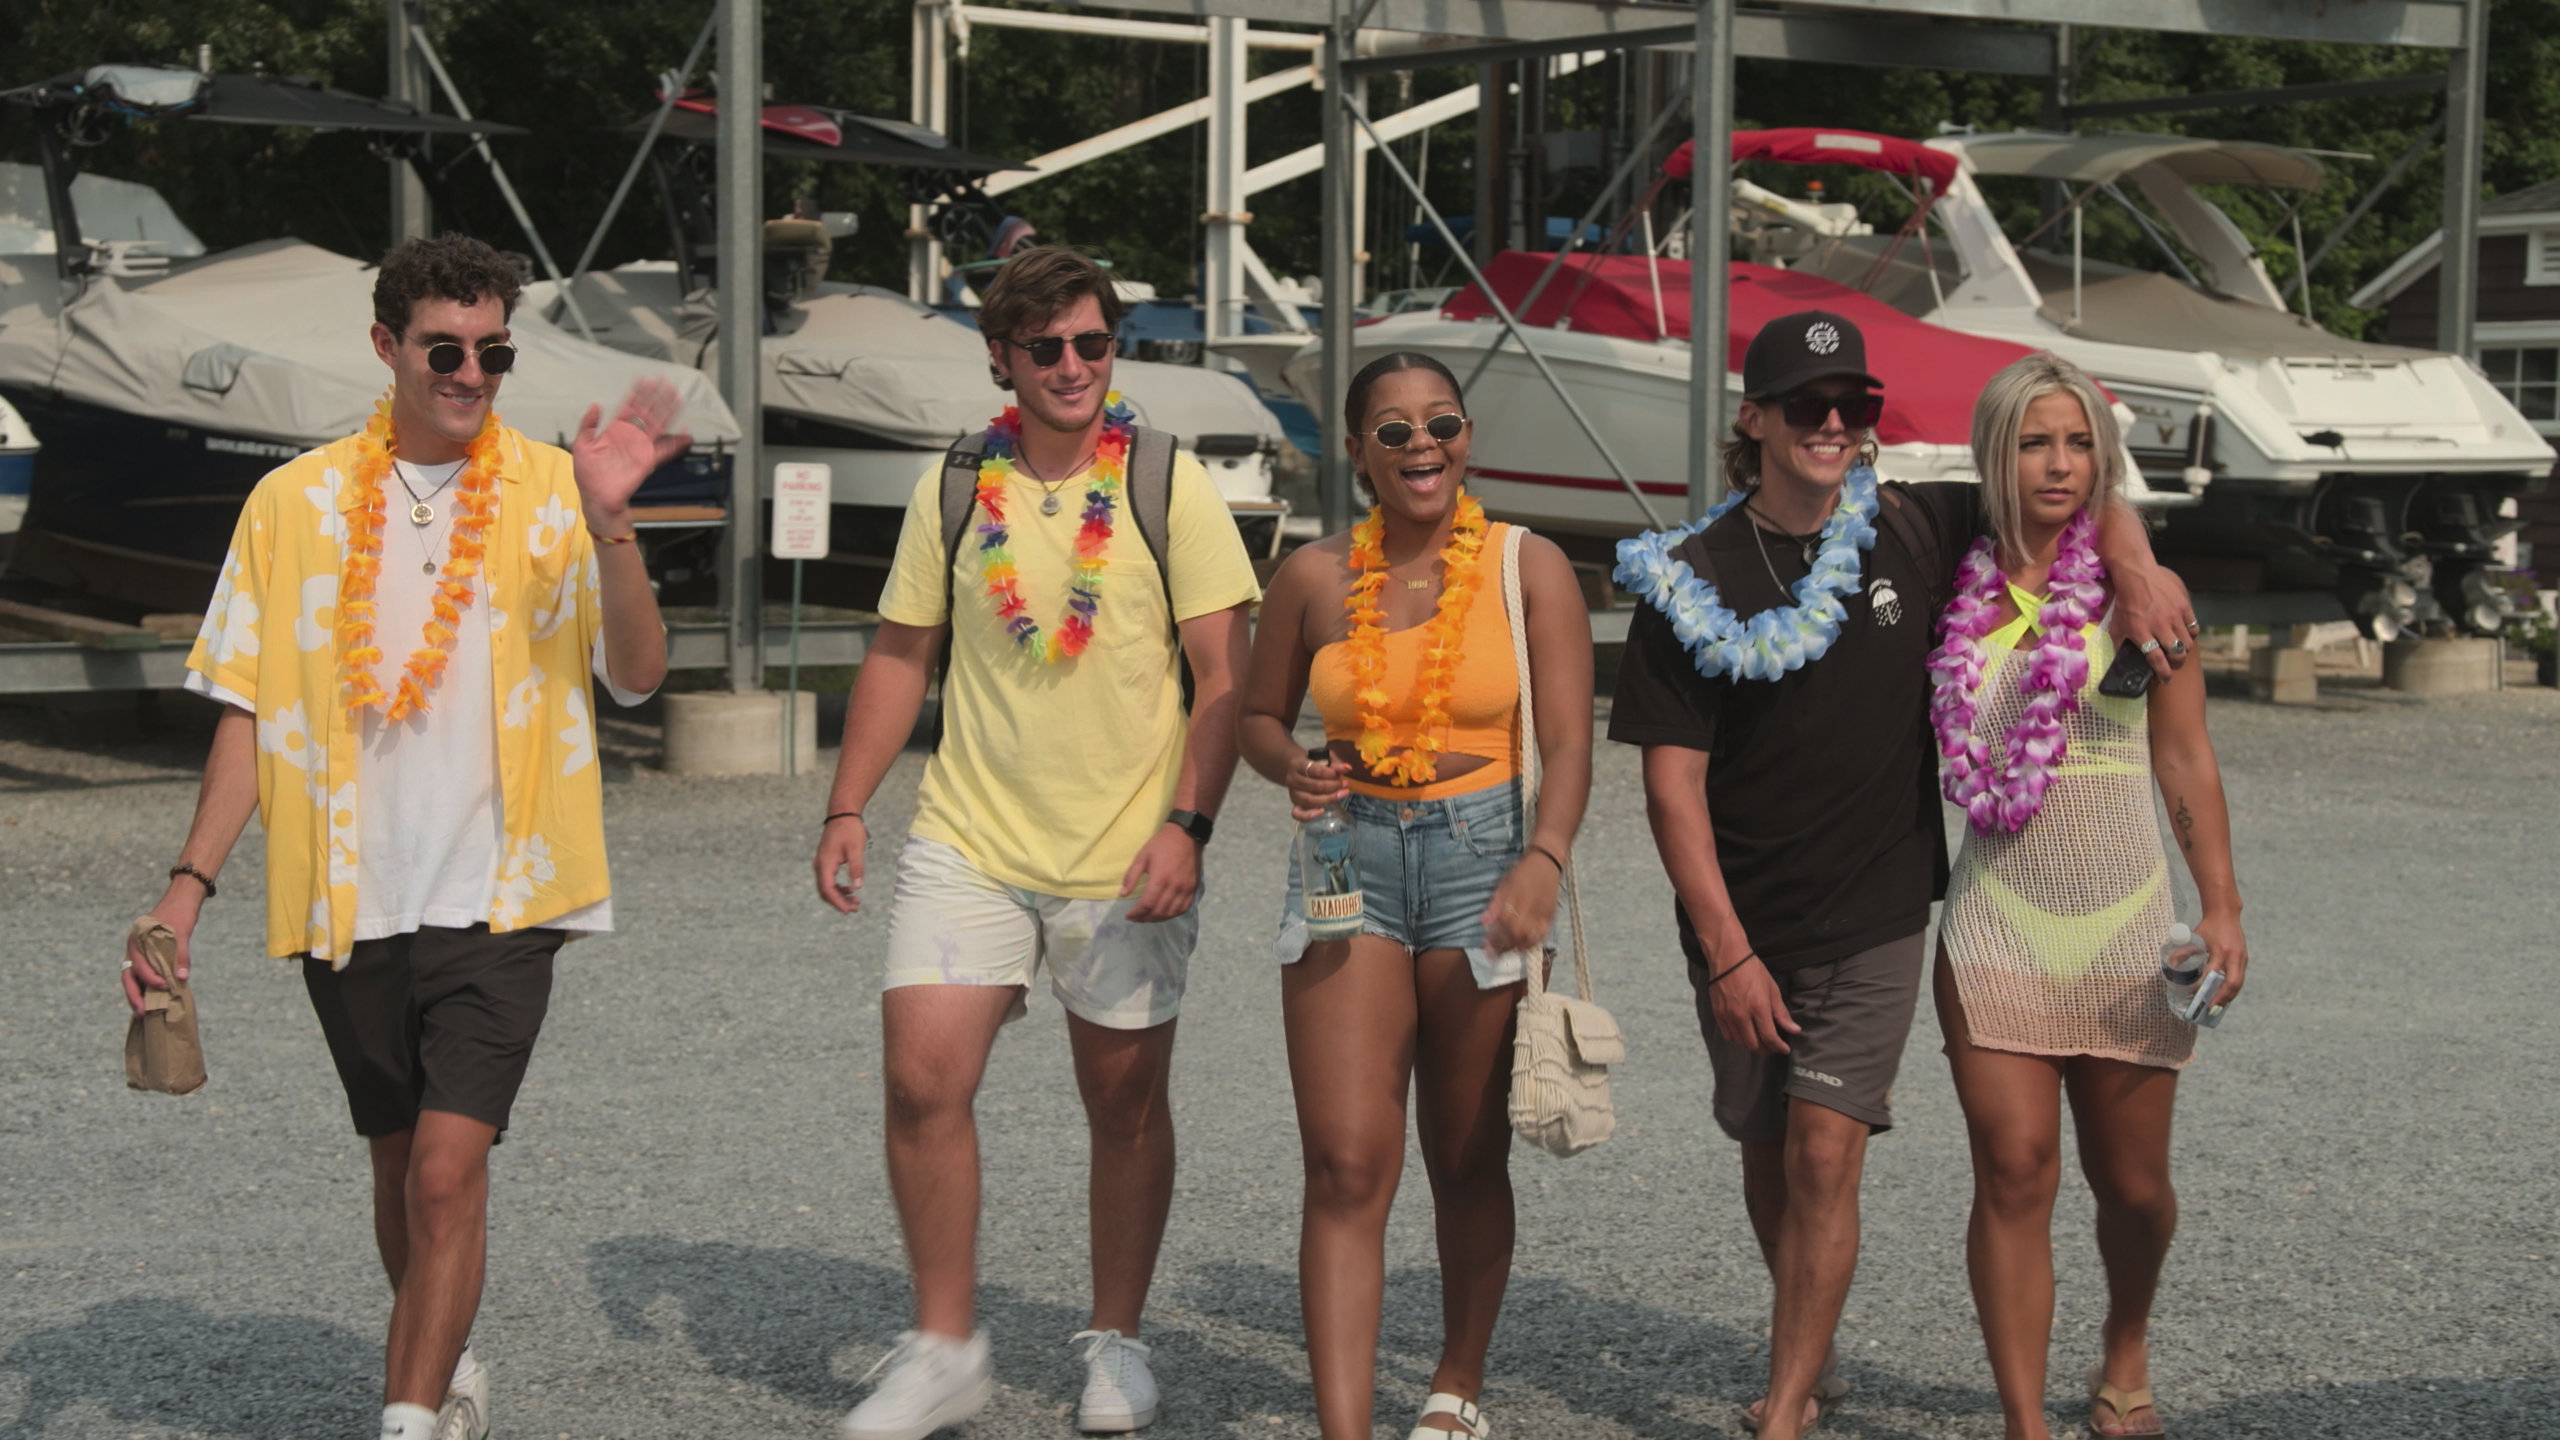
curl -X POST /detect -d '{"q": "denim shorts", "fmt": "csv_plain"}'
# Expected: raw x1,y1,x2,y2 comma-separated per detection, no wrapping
1273,776,1537,988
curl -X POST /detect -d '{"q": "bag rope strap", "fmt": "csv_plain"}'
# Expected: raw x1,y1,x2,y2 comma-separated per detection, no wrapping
1502,523,1591,1005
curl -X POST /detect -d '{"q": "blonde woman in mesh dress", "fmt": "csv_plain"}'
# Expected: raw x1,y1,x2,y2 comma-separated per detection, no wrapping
1929,353,2249,1440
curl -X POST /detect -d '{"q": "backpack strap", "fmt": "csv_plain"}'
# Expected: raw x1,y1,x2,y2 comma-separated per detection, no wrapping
938,429,993,627
929,430,991,752
1126,423,1179,637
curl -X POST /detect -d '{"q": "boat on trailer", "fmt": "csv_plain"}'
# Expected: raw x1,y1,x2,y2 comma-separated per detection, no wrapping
0,66,739,616
1772,127,2552,637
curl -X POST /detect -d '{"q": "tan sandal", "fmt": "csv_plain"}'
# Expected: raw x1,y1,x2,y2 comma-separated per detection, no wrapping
2085,1363,2164,1437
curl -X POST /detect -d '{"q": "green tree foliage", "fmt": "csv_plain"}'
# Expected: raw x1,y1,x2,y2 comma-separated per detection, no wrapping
4,0,2556,340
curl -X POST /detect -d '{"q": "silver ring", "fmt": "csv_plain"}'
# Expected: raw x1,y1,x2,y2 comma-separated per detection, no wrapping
2138,638,2162,655
2167,640,2188,656
2186,619,2202,633
121,959,134,970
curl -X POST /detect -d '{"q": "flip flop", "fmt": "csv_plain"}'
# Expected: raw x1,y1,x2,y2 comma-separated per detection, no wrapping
2086,1362,2165,1437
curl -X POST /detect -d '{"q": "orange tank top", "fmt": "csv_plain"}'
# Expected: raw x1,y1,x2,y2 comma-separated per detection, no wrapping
1307,522,1520,800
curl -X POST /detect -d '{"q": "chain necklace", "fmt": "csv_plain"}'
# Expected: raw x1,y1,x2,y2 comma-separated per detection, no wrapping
402,504,453,576
394,458,464,527
1014,441,1096,516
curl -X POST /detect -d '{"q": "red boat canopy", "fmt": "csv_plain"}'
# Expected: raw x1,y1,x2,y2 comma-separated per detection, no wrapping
1441,251,2041,448
1666,128,1960,188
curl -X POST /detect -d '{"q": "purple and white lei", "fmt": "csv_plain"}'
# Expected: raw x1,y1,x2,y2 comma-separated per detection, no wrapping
1929,508,2107,835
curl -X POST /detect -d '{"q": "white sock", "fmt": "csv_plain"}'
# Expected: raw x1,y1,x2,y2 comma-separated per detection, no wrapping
379,1401,437,1440
450,1344,480,1388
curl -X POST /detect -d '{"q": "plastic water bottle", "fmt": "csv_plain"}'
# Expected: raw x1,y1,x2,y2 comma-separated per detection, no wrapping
2159,922,2223,1026
1297,748,1365,941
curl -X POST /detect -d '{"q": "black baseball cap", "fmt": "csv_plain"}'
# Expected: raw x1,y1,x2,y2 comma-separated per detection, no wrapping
1742,310,1883,397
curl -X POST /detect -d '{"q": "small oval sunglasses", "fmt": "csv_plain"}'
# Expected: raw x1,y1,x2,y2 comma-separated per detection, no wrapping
1363,412,1469,449
1002,330,1118,367
422,339,518,377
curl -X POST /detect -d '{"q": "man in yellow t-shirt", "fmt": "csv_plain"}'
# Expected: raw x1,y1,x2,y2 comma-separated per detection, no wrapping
813,247,1258,1438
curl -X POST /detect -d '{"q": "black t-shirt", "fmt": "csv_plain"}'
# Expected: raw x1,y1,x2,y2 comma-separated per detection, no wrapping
1608,481,1982,971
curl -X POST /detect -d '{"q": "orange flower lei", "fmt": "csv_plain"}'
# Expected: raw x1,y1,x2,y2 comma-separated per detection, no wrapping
1344,491,1489,786
335,393,504,720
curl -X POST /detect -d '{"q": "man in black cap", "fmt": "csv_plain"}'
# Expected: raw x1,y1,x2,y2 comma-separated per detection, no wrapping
1607,312,2192,1440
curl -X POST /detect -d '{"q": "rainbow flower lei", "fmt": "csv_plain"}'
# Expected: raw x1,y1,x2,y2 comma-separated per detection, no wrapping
1928,509,2106,835
973,393,1135,663
1611,465,1881,681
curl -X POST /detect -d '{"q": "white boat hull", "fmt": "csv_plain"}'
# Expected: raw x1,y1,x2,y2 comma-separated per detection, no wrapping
1278,312,1978,536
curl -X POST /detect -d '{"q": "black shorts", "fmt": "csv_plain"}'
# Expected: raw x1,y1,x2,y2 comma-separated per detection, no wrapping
302,924,563,1138
1690,932,1926,1144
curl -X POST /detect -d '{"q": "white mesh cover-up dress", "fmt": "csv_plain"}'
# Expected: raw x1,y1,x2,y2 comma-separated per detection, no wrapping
1940,582,2195,1070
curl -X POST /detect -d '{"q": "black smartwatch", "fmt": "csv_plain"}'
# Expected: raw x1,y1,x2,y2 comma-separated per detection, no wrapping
1166,808,1215,845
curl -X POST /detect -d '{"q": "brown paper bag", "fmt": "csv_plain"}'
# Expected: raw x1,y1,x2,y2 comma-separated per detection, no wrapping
124,918,206,1095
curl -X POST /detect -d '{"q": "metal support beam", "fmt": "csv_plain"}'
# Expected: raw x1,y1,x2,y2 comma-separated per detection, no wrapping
566,5,718,297
1777,0,2463,48
1098,0,1695,43
910,0,952,302
407,24,595,340
387,0,433,242
991,61,1311,198
2438,0,2484,359
953,5,1319,47
719,0,765,694
1337,8,2050,79
1689,0,1733,521
2062,70,2445,120
1473,63,1505,268
1319,7,1356,532
1083,0,2460,46
1203,15,1250,358
2304,110,2445,282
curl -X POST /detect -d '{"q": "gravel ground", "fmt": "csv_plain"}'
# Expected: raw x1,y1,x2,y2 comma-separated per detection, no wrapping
3,676,2556,1440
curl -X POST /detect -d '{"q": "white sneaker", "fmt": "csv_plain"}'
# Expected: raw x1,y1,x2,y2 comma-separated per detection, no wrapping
433,1358,488,1440
1070,1328,1158,1433
840,1330,994,1440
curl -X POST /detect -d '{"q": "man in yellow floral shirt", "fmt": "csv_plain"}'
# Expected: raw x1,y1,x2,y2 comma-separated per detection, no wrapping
120,234,685,1440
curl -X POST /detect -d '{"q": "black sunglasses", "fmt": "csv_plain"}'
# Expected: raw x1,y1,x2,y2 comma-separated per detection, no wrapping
421,339,518,376
1002,330,1118,367
1364,412,1469,449
1762,389,1882,430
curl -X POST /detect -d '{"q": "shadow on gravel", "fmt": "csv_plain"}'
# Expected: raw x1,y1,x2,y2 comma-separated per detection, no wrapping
1184,1260,2011,1439
2175,1375,2560,1440
0,1296,375,1439
589,1235,1300,1420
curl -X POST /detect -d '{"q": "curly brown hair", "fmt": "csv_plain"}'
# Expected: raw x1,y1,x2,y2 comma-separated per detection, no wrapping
977,245,1124,351
373,233,522,335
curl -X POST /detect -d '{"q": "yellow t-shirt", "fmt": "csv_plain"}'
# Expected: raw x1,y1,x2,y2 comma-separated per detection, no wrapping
878,447,1261,897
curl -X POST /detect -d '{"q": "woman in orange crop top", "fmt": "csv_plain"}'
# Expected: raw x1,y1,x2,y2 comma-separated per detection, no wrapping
1239,352,1593,1440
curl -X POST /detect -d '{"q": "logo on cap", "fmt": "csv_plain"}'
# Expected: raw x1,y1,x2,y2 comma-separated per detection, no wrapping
1805,321,1842,356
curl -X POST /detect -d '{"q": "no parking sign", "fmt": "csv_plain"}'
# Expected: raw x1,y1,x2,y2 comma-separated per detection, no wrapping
771,462,832,559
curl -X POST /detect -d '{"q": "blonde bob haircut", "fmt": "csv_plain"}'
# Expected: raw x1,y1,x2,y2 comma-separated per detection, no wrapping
1971,351,2122,567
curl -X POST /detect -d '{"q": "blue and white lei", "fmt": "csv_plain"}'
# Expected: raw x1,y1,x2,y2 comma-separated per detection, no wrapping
1611,465,1881,681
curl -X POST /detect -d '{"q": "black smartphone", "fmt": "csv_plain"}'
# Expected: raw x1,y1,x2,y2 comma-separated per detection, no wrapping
2096,638,2155,699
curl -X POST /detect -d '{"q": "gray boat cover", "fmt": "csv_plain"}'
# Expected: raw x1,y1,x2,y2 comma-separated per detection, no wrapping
1957,133,2325,191
0,239,741,449
2016,256,2427,362
540,264,1284,451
